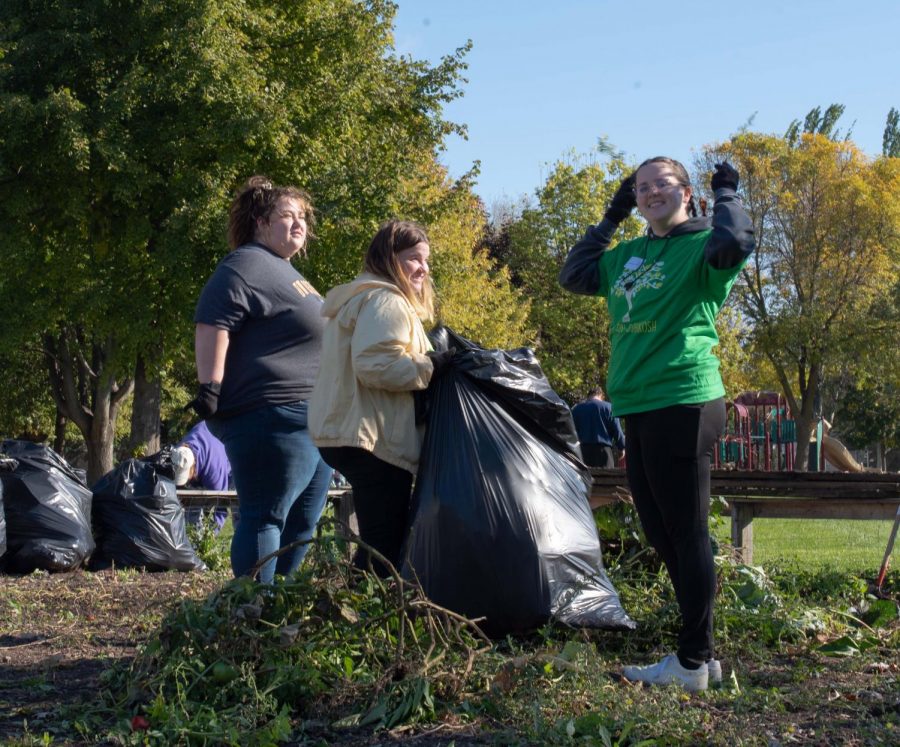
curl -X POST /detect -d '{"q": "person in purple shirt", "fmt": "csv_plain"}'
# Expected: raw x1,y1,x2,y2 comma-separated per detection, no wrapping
173,421,233,529
571,387,626,469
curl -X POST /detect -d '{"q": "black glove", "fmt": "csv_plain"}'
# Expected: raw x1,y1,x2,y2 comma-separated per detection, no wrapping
603,173,637,224
184,381,221,419
426,347,456,378
711,161,739,192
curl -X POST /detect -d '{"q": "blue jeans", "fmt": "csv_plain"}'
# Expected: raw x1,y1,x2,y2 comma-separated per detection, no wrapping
208,401,331,583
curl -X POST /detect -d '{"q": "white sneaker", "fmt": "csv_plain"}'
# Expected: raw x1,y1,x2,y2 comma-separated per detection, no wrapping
707,658,722,686
622,654,708,692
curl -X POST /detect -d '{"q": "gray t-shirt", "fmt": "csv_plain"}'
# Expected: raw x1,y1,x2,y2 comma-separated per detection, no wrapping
194,242,324,416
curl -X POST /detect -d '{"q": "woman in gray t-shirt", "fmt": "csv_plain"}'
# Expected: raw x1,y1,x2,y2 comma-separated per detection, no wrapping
188,175,330,583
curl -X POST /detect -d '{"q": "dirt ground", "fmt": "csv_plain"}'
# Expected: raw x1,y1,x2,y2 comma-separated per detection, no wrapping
0,569,496,746
0,570,215,744
2,568,899,746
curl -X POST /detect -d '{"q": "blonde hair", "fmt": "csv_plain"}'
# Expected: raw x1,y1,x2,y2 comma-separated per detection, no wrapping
364,220,435,321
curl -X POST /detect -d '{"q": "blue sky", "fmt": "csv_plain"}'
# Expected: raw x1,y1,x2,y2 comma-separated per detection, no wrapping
392,0,899,210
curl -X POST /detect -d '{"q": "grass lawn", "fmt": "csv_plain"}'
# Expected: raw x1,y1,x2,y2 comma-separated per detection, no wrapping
713,516,897,573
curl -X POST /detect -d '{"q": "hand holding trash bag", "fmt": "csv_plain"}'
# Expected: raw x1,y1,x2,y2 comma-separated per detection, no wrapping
426,347,456,377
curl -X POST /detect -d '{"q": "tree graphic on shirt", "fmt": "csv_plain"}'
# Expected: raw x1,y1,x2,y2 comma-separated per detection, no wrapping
613,263,666,323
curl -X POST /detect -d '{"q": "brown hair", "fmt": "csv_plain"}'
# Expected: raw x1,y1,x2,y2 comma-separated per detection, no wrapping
227,175,316,251
636,156,699,218
364,220,435,321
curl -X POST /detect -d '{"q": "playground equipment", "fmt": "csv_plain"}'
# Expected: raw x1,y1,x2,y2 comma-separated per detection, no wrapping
822,434,865,472
717,391,796,471
717,393,870,473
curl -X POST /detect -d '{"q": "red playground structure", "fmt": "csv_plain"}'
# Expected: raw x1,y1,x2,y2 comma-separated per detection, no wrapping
716,391,797,471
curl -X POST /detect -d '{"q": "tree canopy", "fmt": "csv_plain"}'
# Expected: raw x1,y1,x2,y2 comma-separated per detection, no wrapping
0,0,482,479
699,132,900,468
492,152,641,402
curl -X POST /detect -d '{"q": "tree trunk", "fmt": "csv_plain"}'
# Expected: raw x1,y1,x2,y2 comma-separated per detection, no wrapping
53,408,67,455
87,378,118,483
128,354,161,458
44,328,134,485
771,354,821,472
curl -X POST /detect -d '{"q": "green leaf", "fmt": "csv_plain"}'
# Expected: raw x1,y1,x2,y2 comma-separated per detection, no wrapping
859,599,899,628
818,635,860,656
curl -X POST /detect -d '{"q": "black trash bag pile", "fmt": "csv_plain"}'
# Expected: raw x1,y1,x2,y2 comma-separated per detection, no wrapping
402,327,635,637
0,440,95,573
91,457,206,572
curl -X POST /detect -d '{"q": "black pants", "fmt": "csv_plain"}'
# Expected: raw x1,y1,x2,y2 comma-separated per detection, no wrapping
581,443,617,469
624,398,725,668
318,446,413,577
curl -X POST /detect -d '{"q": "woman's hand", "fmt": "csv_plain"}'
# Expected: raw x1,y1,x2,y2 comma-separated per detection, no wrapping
604,173,637,224
711,162,739,192
426,347,457,378
185,382,221,418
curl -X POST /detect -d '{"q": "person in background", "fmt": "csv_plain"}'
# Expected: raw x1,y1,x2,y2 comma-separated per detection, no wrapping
309,220,454,576
559,157,754,692
172,420,232,530
188,175,331,583
571,387,625,469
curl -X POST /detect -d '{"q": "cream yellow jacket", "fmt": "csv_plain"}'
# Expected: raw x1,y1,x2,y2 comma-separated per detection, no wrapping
309,273,434,474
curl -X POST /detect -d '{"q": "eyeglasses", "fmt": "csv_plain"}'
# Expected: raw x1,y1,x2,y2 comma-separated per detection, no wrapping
636,178,683,196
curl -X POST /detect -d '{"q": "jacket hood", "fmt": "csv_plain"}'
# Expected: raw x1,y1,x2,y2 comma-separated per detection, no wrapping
321,272,410,325
649,215,710,238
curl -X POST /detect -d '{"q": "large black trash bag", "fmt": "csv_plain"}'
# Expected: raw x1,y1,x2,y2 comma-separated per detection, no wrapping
402,327,635,636
91,457,205,572
0,440,95,573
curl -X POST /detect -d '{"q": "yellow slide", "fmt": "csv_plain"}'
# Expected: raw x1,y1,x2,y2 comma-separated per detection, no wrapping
821,434,865,472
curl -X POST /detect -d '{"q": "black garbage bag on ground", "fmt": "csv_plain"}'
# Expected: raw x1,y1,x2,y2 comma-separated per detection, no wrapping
402,327,635,637
0,440,95,573
91,457,206,572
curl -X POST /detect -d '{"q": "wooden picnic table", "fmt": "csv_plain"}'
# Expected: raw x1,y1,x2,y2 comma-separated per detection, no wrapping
589,468,900,563
177,488,357,532
179,470,900,565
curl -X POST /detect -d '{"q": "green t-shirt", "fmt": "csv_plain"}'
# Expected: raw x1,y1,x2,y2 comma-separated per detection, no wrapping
597,228,744,416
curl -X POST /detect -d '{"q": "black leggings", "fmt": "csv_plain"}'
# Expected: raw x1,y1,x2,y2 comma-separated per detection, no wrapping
624,398,725,668
318,447,413,577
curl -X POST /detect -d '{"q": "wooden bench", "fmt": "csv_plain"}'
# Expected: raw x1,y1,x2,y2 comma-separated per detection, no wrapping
177,488,357,533
589,468,900,564
180,471,900,565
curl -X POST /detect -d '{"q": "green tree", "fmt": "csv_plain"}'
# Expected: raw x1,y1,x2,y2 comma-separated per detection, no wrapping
700,133,900,470
500,150,643,402
0,0,469,481
884,107,900,157
0,341,58,446
785,103,850,144
395,158,529,349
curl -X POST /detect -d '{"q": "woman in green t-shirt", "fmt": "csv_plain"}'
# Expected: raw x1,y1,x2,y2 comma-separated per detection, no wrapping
560,157,754,692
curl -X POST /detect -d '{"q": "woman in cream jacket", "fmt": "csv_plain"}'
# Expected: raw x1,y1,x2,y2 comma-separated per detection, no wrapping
310,220,454,575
